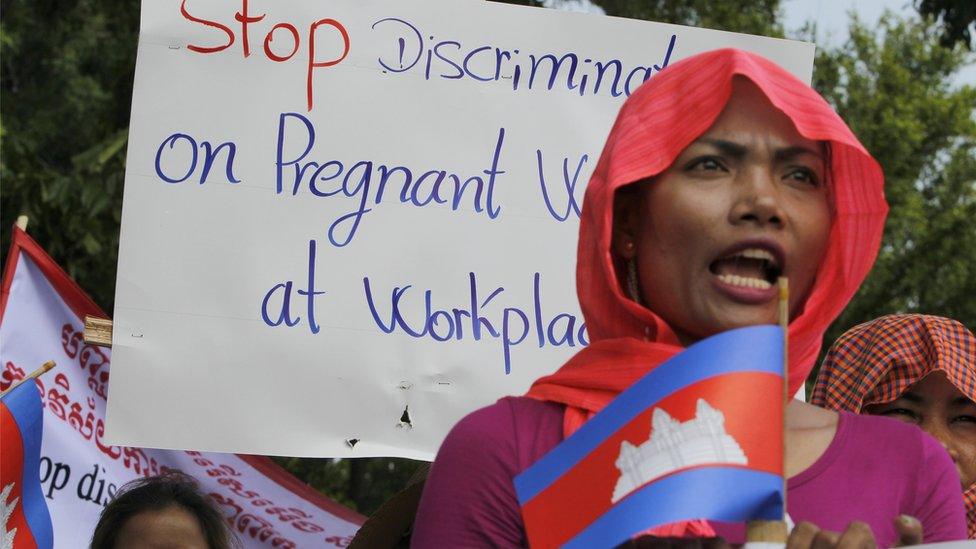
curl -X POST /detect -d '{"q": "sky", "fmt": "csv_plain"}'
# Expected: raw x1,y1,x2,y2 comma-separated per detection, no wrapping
782,0,915,44
545,0,975,87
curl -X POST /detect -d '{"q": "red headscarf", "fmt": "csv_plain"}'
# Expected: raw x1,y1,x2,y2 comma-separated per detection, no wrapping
811,314,976,538
525,48,888,535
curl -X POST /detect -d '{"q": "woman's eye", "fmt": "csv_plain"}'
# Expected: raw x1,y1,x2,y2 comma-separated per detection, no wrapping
880,408,920,422
686,157,727,173
784,167,820,185
952,415,976,425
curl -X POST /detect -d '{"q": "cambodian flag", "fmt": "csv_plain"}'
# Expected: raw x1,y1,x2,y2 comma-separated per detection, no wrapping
1,381,54,549
515,325,785,549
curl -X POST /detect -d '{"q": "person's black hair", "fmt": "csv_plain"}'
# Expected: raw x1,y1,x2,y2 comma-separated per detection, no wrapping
89,471,236,549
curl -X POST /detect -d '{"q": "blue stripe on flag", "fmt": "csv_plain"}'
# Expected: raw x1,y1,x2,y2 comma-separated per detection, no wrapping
5,382,54,549
565,467,783,549
514,325,782,504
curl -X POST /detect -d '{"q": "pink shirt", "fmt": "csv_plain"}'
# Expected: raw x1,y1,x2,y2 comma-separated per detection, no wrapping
413,397,966,547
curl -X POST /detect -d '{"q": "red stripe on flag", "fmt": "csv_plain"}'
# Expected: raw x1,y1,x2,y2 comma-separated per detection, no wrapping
522,372,782,548
1,400,39,549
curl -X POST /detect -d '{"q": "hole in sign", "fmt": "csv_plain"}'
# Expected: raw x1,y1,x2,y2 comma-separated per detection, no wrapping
397,406,413,430
345,438,360,449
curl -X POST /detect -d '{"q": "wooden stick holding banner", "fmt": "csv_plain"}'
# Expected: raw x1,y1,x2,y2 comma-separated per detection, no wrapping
745,277,790,544
0,360,56,399
84,316,114,347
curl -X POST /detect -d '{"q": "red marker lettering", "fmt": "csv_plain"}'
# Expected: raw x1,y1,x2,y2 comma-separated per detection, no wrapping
264,23,300,62
234,0,266,58
181,0,234,54
307,19,350,111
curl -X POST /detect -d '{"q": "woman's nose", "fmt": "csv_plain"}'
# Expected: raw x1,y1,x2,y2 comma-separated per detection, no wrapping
729,168,784,227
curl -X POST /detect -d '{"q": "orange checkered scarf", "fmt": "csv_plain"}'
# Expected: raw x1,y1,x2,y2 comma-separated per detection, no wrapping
812,314,976,538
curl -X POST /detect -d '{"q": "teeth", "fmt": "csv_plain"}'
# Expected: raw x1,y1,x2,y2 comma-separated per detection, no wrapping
717,274,772,289
736,248,776,263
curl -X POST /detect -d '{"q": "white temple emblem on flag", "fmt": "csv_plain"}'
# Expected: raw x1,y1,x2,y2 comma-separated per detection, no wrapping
612,399,748,503
1,483,18,549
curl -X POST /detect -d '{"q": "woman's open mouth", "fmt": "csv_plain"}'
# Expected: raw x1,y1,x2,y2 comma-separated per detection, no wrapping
708,243,784,303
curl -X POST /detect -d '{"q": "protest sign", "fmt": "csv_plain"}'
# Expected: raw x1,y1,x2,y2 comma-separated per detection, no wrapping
0,227,364,548
108,0,815,459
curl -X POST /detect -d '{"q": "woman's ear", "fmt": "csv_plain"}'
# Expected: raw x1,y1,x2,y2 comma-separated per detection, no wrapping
611,184,642,260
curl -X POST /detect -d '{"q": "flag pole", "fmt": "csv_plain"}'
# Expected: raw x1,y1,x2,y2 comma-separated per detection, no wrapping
778,277,789,520
744,278,789,544
0,360,56,399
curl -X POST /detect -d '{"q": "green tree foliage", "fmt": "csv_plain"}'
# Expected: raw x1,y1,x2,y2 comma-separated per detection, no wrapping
811,14,976,352
596,0,783,37
499,0,783,37
1,0,139,310
916,0,976,50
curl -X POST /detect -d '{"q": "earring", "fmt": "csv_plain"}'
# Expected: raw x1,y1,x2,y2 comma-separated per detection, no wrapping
623,240,635,255
627,259,642,304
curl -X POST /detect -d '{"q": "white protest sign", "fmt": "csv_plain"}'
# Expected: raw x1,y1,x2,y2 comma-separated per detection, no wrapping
107,0,814,459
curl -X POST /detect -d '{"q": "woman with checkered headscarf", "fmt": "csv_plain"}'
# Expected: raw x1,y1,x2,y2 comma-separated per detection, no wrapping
813,314,976,538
